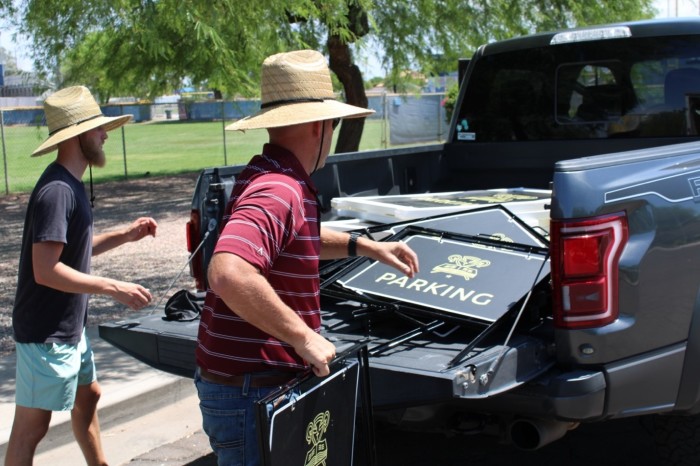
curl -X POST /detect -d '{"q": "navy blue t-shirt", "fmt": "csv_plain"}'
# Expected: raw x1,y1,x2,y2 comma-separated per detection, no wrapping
13,162,93,344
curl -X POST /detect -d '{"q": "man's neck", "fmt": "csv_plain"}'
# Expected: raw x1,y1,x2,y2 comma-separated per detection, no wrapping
268,122,321,175
55,143,88,181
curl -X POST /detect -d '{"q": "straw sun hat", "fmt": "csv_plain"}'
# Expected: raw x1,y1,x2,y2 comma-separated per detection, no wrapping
227,49,374,131
32,86,132,157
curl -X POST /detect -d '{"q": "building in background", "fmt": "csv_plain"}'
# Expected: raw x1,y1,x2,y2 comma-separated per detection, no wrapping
0,64,43,107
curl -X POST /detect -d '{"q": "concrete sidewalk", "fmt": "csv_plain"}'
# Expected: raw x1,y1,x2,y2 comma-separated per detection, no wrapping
0,325,207,465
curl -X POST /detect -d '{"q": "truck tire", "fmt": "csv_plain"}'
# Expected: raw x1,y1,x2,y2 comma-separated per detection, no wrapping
653,414,700,464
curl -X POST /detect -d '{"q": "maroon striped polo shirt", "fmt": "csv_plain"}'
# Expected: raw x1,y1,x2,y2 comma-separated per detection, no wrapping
196,144,321,376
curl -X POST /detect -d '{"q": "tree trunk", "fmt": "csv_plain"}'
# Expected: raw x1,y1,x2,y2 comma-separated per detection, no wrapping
327,35,369,154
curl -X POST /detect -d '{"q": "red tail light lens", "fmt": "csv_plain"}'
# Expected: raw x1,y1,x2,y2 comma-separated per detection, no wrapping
186,209,205,290
186,210,199,254
551,212,628,329
563,234,605,276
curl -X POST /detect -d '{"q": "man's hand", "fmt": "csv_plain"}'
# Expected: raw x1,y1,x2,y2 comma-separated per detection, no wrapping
93,217,158,256
124,217,158,242
293,330,337,377
365,240,420,278
109,280,153,310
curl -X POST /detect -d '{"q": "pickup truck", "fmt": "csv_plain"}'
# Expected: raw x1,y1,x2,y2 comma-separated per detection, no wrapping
100,18,700,462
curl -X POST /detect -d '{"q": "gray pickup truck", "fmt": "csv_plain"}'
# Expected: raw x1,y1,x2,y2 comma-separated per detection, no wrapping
100,18,700,462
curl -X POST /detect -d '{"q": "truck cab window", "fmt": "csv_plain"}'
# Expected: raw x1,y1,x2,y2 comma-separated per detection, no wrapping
456,34,700,142
560,63,621,122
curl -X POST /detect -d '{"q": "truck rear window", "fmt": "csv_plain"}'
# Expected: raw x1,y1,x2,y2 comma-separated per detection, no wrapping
456,35,700,142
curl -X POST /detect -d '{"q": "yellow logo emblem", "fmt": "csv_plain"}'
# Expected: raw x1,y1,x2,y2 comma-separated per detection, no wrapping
488,233,513,243
304,411,330,466
432,254,491,280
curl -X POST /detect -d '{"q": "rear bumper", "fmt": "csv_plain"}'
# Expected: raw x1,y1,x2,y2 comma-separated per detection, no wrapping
368,363,607,422
484,369,607,420
369,341,689,425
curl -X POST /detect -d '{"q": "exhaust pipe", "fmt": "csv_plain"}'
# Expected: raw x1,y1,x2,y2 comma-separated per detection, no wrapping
508,418,578,451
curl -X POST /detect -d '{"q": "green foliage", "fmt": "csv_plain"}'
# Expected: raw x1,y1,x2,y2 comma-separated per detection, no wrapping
11,0,656,101
20,0,309,98
371,0,656,83
365,76,384,89
383,71,426,95
16,0,378,99
0,47,21,74
442,81,460,124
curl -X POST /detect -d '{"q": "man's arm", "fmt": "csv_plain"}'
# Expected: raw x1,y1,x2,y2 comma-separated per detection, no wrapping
208,251,337,377
92,217,158,256
319,226,419,277
33,241,152,309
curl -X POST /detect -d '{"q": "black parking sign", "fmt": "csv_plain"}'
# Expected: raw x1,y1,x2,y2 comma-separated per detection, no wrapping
257,349,369,466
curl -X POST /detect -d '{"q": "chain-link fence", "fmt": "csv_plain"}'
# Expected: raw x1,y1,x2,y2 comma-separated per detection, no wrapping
0,93,447,195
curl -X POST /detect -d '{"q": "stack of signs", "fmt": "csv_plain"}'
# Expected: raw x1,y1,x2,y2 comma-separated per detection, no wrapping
331,188,551,230
406,206,548,247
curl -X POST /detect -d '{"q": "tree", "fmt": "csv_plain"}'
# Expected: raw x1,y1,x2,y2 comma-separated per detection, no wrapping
0,47,21,75
7,0,656,151
18,0,295,101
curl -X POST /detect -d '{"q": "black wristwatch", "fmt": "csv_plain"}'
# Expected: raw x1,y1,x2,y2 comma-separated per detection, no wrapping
348,232,361,257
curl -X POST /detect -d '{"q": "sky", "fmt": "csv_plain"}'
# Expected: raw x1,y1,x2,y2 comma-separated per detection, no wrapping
1,0,699,76
656,0,700,16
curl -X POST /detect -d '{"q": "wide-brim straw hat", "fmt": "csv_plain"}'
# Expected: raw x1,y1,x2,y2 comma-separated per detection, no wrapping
32,86,132,157
227,50,374,131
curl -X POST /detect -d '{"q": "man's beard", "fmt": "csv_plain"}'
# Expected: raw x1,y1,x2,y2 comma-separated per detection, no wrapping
81,135,106,167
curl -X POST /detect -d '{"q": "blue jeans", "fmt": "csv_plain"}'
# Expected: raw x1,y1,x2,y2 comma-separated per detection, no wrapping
194,370,279,466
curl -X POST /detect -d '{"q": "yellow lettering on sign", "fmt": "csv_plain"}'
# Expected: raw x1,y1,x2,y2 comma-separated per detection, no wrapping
374,272,494,306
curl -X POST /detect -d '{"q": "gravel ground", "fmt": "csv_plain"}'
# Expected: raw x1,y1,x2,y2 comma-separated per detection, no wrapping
0,172,200,356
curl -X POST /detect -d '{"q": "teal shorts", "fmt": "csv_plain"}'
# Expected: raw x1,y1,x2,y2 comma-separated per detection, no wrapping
15,329,97,411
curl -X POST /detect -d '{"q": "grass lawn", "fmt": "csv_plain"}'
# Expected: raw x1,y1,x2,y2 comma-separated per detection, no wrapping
0,118,396,194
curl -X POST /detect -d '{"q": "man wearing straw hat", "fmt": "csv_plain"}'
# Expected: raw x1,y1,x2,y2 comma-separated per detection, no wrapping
5,86,158,466
195,49,419,465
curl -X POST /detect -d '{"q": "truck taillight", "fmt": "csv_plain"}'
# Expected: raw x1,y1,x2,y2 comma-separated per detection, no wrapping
551,212,628,329
186,209,206,290
186,209,199,253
